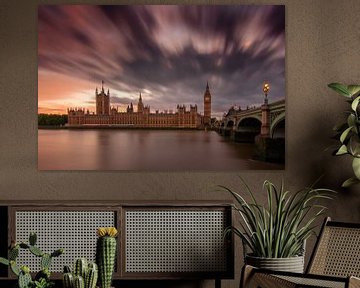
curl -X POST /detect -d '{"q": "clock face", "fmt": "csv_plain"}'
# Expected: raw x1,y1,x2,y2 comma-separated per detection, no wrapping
205,96,210,102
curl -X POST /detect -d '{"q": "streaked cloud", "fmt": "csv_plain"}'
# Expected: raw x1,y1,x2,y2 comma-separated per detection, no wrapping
38,5,285,117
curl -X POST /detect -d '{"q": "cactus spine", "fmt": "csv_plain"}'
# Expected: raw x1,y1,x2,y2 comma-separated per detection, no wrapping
96,227,118,288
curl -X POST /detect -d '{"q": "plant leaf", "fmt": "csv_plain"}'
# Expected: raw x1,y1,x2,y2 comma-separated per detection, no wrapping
352,157,360,179
340,126,353,143
336,144,348,155
351,96,360,111
347,85,360,97
347,114,356,127
342,177,360,188
328,83,351,97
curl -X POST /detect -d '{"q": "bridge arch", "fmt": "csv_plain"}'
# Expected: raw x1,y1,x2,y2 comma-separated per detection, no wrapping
226,120,234,128
235,117,262,142
237,117,261,131
270,112,285,138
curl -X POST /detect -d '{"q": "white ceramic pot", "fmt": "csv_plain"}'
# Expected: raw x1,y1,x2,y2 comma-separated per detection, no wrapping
245,254,305,273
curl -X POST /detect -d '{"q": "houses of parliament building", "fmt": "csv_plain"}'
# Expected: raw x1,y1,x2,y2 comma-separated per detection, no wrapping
68,82,212,129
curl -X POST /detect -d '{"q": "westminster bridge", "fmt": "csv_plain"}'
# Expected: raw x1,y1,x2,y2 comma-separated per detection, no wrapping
218,99,285,163
218,99,285,142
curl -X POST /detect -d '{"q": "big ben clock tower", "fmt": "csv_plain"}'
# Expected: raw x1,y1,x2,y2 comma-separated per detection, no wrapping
203,82,212,126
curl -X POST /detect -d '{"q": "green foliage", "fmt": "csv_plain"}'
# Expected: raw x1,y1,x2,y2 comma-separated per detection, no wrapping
0,232,64,288
38,114,68,126
32,278,54,288
328,83,360,187
221,179,335,258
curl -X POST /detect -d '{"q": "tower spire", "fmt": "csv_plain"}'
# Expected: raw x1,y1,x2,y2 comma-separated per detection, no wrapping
206,81,209,91
101,80,104,93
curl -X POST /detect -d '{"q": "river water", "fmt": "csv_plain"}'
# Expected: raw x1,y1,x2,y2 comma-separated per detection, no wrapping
38,129,283,170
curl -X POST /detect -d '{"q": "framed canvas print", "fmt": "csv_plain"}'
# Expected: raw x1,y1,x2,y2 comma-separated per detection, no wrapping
38,5,285,171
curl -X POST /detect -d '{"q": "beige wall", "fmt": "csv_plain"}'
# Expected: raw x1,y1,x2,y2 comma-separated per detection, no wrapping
1,1,359,287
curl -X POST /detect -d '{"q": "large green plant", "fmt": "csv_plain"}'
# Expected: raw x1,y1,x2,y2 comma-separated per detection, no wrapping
222,180,334,258
328,83,360,187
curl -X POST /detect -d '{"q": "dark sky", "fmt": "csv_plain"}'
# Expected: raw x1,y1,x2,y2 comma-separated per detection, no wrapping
38,5,285,117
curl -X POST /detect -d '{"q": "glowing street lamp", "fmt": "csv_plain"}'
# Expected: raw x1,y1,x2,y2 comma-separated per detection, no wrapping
263,82,270,104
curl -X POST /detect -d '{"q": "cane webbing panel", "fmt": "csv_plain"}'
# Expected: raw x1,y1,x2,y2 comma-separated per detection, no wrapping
125,210,227,273
15,211,115,272
309,226,360,277
277,275,345,288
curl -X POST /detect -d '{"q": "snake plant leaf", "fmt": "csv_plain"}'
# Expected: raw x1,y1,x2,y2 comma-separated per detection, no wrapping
352,157,360,179
342,177,360,188
347,85,360,97
351,96,360,112
328,83,351,97
336,145,348,155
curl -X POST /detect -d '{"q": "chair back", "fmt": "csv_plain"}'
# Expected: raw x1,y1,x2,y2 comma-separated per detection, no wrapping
307,217,360,277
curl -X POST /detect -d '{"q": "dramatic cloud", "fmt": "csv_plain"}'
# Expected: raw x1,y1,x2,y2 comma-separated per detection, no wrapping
38,5,285,117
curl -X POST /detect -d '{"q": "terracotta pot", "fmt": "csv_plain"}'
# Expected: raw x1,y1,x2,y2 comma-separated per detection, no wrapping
245,254,304,273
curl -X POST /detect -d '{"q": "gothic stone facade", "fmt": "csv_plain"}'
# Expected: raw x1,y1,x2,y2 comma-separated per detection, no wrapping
68,83,212,129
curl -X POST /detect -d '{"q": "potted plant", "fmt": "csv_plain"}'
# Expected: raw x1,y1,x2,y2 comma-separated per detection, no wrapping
221,179,334,273
0,232,63,288
328,83,360,187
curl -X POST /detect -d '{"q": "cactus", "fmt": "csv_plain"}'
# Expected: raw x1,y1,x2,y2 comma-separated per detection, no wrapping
74,258,88,279
29,232,37,246
96,227,118,288
35,268,51,281
85,263,98,288
9,246,19,260
18,270,32,288
63,271,74,288
41,253,52,270
74,275,85,288
64,265,72,273
0,232,63,288
10,260,20,276
63,259,98,288
51,248,64,258
29,245,44,257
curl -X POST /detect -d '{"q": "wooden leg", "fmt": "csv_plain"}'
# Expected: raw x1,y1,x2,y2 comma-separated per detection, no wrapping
215,278,221,288
240,265,255,288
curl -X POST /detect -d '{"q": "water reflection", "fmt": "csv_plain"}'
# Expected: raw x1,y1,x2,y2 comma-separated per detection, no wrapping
38,129,283,170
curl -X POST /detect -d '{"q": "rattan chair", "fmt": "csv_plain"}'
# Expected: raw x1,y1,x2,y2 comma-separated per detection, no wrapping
241,217,360,288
